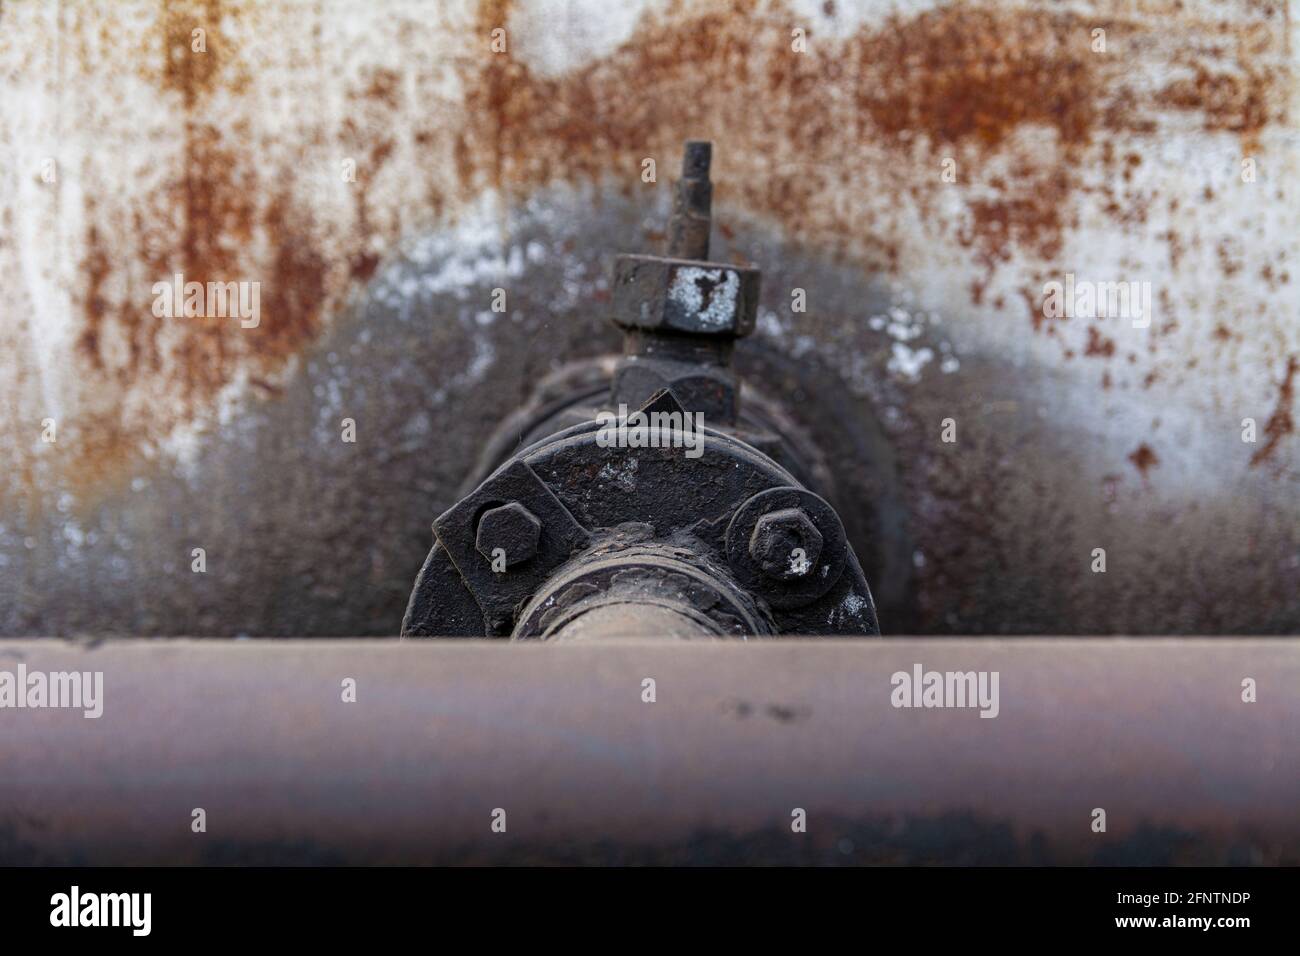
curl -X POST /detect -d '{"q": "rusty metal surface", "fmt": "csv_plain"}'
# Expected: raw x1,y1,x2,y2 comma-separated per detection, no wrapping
0,638,1296,864
1,0,1298,636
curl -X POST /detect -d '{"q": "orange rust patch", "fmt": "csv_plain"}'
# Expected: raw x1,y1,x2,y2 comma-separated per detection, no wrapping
460,0,1113,275
77,123,325,414
32,0,1295,494
856,6,1097,150
1128,443,1159,476
62,1,358,492
154,0,246,107
1251,355,1298,467
1157,64,1279,141
1085,326,1116,358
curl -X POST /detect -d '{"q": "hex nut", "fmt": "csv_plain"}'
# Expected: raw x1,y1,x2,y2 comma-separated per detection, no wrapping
476,503,542,567
749,508,823,580
612,254,760,337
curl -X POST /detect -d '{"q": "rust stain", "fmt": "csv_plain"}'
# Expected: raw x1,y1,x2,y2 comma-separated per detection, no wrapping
1157,64,1279,143
65,0,348,492
1085,326,1116,358
461,0,1110,276
855,6,1097,149
1251,355,1298,467
156,0,231,108
1128,443,1160,477
15,0,1293,494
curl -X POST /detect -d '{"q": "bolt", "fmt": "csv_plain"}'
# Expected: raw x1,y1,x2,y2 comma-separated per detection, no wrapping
476,502,542,568
749,508,823,581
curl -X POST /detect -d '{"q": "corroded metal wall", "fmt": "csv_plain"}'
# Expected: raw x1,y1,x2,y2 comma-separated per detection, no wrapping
1,0,1297,634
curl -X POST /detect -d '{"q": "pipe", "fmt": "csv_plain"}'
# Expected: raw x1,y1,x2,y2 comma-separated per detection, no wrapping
0,638,1296,864
551,602,717,641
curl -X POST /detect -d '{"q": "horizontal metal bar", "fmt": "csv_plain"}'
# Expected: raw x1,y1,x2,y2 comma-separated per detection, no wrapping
1,639,1296,865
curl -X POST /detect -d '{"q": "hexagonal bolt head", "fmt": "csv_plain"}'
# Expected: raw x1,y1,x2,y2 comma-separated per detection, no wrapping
476,503,542,568
749,508,823,581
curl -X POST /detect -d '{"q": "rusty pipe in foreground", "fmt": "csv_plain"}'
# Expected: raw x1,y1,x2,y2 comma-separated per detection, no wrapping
0,639,1296,865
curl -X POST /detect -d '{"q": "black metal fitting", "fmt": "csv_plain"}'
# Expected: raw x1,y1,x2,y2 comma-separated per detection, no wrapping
402,143,881,639
609,140,760,425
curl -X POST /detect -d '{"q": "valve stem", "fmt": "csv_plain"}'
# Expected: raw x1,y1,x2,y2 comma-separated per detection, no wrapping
666,140,713,260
